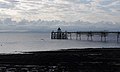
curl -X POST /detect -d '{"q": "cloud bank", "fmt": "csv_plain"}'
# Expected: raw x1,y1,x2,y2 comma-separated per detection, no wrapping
0,18,120,32
0,0,120,23
0,0,120,32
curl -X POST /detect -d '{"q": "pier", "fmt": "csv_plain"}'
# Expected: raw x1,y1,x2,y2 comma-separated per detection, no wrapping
51,28,120,42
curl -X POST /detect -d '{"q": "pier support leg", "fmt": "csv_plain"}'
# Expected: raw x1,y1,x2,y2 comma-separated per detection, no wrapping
87,35,89,40
76,33,78,40
70,33,72,40
65,31,68,39
87,33,93,41
101,33,107,42
101,35,103,41
104,36,106,42
104,33,107,42
51,31,54,39
79,34,81,40
117,33,119,43
54,33,56,39
90,34,93,41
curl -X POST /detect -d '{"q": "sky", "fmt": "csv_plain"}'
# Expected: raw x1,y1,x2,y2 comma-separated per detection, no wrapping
0,0,120,32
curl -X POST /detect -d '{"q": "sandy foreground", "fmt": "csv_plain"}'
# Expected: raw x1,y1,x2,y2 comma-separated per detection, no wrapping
0,48,120,72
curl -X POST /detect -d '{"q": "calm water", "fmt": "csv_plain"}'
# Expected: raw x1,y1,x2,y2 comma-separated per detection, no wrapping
0,33,120,53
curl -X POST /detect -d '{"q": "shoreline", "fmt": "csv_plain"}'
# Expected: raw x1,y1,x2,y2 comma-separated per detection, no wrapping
14,47,120,55
1,47,120,54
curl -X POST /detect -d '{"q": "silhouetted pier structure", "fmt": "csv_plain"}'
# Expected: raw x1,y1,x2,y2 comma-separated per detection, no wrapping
51,27,68,39
51,28,120,42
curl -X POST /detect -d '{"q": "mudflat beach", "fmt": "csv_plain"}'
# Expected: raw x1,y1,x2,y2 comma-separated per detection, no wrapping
0,48,120,72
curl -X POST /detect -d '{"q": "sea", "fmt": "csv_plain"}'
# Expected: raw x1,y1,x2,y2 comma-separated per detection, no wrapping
0,33,120,53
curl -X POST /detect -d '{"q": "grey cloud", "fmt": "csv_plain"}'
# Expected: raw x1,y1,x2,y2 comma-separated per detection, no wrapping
19,10,39,15
0,2,13,8
100,0,114,5
26,0,42,1
0,13,11,18
63,0,92,4
18,1,72,15
97,0,120,15
99,0,120,9
0,0,120,23
0,18,120,32
109,2,120,9
5,0,19,3
0,0,19,9
98,6,112,13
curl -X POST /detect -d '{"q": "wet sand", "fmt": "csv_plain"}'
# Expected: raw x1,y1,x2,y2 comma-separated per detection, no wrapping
0,48,120,72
